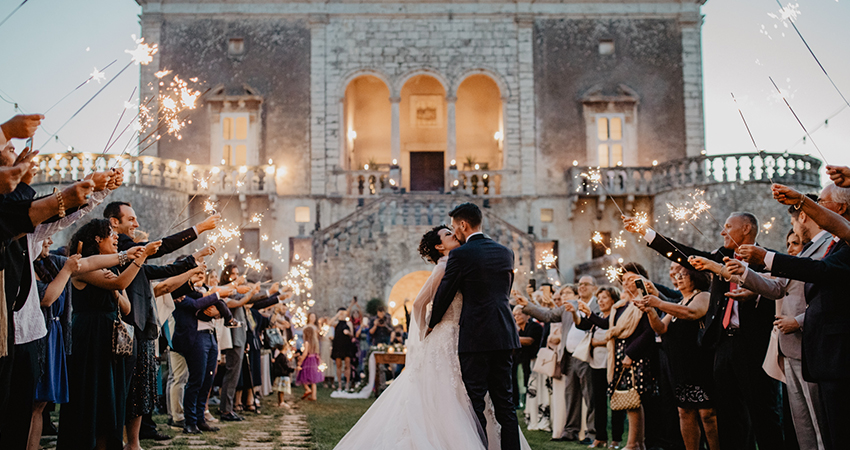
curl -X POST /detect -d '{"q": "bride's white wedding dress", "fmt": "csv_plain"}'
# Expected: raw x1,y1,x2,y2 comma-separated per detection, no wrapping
334,257,531,450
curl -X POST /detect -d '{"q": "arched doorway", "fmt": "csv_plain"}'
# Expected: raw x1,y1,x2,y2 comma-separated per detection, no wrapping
400,75,447,192
343,75,392,170
386,270,432,330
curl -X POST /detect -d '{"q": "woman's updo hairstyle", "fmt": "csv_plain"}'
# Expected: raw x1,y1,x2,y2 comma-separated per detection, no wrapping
69,219,113,257
418,224,450,264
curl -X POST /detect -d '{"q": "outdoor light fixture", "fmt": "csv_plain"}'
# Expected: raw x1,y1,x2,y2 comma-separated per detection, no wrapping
348,130,357,140
494,131,503,141
652,160,658,166
474,164,480,170
221,159,226,165
392,159,398,165
364,164,369,170
573,160,578,166
450,159,456,166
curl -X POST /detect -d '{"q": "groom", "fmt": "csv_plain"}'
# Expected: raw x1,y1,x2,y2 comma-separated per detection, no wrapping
428,203,521,450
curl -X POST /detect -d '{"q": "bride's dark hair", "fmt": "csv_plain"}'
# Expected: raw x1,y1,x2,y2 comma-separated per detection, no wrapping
418,225,450,264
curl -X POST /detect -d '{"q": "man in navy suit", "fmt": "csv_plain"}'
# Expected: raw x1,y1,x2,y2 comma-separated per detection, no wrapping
429,202,521,450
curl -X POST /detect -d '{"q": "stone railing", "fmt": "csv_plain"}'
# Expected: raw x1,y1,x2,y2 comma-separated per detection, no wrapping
30,152,279,195
569,152,821,197
451,169,503,197
344,169,394,197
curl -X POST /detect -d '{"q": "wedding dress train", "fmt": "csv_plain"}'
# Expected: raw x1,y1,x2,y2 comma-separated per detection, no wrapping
334,257,531,450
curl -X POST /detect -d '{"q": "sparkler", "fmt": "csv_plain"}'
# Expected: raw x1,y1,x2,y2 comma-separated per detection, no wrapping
771,0,850,109
762,217,776,235
43,60,119,115
579,168,625,216
769,76,829,165
730,93,775,184
103,88,137,154
0,1,28,30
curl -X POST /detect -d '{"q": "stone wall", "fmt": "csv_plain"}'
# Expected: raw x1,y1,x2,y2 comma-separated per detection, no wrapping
534,18,690,195
152,17,312,195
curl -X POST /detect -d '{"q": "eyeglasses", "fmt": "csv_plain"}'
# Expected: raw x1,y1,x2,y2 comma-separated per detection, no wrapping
578,282,594,287
673,273,685,280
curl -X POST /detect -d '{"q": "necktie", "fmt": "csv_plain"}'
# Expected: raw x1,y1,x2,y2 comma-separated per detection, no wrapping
825,239,837,256
722,255,742,329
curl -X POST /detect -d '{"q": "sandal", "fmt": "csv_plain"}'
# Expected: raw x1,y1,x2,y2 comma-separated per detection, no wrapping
234,405,243,412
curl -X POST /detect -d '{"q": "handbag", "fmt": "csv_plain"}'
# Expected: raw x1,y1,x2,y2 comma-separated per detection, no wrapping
572,331,593,363
762,327,786,383
112,318,134,357
610,367,641,411
532,347,558,377
263,328,285,350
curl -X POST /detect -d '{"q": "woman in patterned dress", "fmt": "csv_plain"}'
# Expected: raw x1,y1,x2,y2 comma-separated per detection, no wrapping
635,265,719,450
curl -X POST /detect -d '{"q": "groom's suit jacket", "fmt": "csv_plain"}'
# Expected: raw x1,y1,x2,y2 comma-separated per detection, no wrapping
429,234,521,353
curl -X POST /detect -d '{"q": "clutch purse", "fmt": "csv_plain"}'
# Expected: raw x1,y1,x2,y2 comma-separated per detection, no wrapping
610,368,641,411
531,347,558,378
113,318,135,357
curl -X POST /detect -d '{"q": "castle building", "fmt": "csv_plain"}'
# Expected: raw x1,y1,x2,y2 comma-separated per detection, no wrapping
38,0,821,320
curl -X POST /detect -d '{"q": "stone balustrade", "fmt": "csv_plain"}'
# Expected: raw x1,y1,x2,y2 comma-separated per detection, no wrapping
345,169,393,197
569,152,822,197
451,170,503,197
30,152,278,195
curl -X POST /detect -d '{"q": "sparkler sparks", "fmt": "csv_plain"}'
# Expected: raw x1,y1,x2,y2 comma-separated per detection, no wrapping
762,217,776,234
126,35,158,65
89,67,106,84
605,265,624,284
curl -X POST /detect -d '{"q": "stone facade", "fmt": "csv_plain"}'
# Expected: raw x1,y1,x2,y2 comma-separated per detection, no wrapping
126,0,823,316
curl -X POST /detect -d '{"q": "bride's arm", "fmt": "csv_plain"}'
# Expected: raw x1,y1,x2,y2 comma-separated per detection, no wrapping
411,261,446,342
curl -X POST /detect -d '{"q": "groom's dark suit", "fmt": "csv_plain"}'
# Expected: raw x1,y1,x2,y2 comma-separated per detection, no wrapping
430,233,521,450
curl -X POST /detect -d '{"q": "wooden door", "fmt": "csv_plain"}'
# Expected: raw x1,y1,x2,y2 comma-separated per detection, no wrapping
409,151,444,192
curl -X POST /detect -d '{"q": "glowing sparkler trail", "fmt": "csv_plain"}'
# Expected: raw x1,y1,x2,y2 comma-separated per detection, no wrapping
731,93,775,184
43,60,119,115
579,168,625,216
103,88,137,154
0,0,29,30
769,76,829,165
772,0,850,109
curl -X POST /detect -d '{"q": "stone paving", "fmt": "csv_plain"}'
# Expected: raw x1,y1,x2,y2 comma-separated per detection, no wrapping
40,407,313,450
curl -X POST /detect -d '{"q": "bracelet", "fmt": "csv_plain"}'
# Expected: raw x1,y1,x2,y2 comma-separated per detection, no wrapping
793,196,805,210
132,260,142,268
53,188,66,218
118,250,128,266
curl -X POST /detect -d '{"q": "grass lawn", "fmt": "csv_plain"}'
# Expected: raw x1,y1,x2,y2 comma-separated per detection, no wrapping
300,385,596,450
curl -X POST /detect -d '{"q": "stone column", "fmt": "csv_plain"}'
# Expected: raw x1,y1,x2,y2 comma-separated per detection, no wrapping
309,14,329,196
680,14,706,157
446,96,457,166
391,96,401,165
515,14,537,196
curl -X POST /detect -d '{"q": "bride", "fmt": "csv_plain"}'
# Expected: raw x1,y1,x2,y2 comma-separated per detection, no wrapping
334,225,531,450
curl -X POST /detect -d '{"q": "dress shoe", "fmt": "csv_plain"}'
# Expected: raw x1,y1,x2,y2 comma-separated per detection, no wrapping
182,425,202,435
197,422,220,432
579,437,594,445
551,434,578,442
167,418,185,429
219,412,244,422
140,430,171,441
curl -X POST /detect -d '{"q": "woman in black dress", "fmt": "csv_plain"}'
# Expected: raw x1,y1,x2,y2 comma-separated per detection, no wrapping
57,220,158,450
635,265,719,450
331,307,356,391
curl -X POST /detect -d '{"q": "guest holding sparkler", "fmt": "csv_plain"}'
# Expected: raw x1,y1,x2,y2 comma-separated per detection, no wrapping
739,181,850,450
57,220,160,450
103,201,219,445
623,212,782,450
634,266,719,450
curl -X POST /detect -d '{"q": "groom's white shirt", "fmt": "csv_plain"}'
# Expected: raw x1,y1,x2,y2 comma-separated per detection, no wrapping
466,231,483,241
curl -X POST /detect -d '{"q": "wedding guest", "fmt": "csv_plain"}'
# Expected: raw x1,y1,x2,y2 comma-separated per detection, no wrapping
318,316,334,387
512,305,542,408
369,306,393,345
636,266,719,450
623,212,783,450
57,220,159,449
331,307,356,392
297,323,324,401
103,201,219,445
575,287,626,449
218,264,253,422
605,273,657,450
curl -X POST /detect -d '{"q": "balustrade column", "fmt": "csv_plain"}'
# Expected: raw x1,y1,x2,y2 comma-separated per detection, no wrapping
391,96,401,165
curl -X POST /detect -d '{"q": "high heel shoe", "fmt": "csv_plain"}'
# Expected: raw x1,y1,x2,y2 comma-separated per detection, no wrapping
589,441,608,448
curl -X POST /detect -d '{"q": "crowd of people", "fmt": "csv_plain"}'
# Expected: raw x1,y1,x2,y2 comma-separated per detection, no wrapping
509,165,850,450
0,113,400,450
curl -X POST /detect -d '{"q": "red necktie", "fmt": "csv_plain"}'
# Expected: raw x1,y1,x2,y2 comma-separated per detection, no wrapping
825,239,836,255
722,255,742,329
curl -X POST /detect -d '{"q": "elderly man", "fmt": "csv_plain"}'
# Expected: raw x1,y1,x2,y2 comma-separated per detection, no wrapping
623,212,782,450
518,276,598,443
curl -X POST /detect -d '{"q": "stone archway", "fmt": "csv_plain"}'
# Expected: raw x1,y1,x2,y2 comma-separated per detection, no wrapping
386,270,432,330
